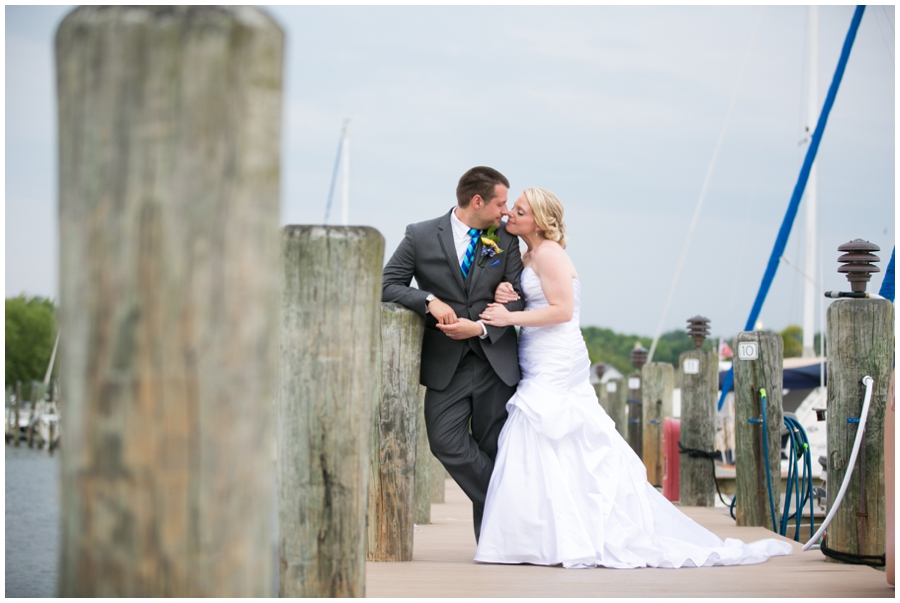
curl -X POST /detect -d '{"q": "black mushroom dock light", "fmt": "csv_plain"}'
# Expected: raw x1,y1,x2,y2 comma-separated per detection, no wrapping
631,344,648,371
686,316,711,349
837,239,880,293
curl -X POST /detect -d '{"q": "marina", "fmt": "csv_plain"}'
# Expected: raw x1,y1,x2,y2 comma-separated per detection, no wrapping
3,4,894,598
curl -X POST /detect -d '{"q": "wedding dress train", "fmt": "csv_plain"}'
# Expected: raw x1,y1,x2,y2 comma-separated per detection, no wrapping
474,268,792,569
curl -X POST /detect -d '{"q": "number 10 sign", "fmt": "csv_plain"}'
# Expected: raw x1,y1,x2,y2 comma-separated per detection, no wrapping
738,341,759,360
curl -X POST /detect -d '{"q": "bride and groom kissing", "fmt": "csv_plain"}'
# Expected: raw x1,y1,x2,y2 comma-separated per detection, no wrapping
382,166,792,569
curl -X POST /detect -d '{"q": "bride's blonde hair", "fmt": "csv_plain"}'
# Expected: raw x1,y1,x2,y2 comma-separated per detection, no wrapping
523,187,567,249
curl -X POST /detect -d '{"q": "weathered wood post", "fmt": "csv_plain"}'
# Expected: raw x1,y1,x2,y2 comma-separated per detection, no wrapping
642,362,674,487
430,453,446,504
592,363,608,411
678,316,718,507
279,226,384,596
13,381,21,446
56,6,283,597
606,376,628,442
627,345,647,459
824,240,892,563
26,383,44,448
887,370,895,585
414,384,433,524
732,331,783,530
367,303,423,562
5,385,12,444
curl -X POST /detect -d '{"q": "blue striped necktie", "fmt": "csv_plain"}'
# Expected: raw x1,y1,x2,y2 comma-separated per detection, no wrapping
461,228,481,279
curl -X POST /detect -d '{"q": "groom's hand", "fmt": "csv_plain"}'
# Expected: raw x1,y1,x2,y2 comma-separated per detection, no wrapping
436,318,482,340
427,297,458,325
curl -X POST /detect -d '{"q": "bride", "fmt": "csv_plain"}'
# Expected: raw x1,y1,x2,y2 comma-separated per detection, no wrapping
475,188,793,569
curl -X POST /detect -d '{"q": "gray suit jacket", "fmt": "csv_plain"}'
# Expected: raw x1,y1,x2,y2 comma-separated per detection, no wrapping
382,209,526,390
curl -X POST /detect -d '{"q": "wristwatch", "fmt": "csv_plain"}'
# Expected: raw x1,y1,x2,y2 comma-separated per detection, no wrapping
425,293,435,306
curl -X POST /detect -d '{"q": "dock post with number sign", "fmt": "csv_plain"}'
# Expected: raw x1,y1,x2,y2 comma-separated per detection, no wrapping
678,317,717,507
732,332,783,530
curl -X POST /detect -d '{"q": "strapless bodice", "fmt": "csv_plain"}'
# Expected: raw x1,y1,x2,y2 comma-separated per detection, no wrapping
518,267,587,388
520,267,581,332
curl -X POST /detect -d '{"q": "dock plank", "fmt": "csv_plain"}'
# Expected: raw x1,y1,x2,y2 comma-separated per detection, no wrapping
366,479,892,598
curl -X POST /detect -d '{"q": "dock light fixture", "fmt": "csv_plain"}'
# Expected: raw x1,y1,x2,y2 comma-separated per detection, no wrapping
686,316,711,349
631,344,648,371
837,239,880,293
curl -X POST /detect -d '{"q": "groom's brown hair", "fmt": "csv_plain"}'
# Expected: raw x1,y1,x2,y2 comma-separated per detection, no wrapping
456,166,509,208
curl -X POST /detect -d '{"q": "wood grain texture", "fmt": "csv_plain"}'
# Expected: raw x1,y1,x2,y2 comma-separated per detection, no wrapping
642,363,674,487
678,349,718,507
278,226,384,597
733,332,783,529
367,303,423,562
627,372,643,459
825,299,893,561
414,384,432,524
605,378,628,443
56,7,282,597
429,453,446,504
886,369,895,585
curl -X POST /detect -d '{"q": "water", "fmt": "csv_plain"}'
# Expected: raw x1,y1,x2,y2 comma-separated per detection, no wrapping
5,444,280,597
5,445,60,598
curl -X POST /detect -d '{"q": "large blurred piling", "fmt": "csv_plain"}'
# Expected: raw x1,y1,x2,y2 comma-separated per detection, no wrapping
56,6,283,596
277,226,384,597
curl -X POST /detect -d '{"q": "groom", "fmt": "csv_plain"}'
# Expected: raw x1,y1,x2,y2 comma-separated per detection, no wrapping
382,166,525,541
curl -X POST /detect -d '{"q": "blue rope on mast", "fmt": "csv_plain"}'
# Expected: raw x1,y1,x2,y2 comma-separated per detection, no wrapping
718,5,866,411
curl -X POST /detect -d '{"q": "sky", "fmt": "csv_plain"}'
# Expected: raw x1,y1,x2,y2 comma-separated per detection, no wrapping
5,5,895,340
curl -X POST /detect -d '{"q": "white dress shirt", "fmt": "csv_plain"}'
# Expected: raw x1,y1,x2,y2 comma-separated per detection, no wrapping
450,206,480,263
428,208,488,338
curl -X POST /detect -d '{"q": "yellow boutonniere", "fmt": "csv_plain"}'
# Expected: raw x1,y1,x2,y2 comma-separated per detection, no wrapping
477,226,504,267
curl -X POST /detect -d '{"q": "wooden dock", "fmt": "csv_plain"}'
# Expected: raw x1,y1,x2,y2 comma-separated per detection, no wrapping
365,478,892,598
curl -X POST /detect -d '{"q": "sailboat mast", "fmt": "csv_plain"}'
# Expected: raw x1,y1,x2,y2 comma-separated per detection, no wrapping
341,125,350,226
802,5,819,358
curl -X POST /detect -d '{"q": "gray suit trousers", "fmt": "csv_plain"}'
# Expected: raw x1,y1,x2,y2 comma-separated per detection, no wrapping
424,347,515,540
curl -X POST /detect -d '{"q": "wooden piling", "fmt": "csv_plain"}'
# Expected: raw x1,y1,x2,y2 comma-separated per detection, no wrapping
13,381,21,446
592,364,608,412
732,331,783,530
627,372,643,459
886,369,895,585
642,362,674,487
606,377,628,442
56,6,283,597
278,226,384,597
367,303,423,562
825,299,893,562
414,384,432,524
26,383,44,448
430,453,446,504
678,348,718,507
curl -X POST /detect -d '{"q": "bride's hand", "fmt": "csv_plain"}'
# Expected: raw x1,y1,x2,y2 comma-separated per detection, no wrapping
494,281,519,304
480,303,514,328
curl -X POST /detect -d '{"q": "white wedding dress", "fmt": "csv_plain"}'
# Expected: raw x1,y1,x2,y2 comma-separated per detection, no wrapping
473,268,793,569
